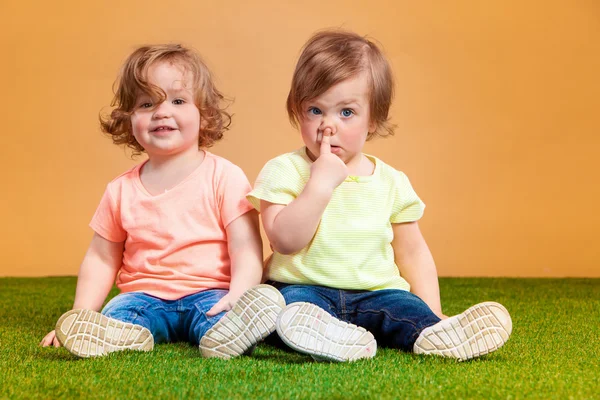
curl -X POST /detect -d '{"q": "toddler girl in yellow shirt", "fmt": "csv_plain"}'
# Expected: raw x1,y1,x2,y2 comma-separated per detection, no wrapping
248,30,512,362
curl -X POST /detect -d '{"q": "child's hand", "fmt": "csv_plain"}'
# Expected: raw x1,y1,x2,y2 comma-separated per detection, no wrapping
206,292,240,317
309,128,348,191
40,330,61,347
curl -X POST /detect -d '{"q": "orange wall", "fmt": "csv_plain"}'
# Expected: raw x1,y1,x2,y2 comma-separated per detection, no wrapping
1,1,598,277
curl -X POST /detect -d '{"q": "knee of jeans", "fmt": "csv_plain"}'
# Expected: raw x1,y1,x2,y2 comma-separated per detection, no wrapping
101,294,148,325
280,285,319,305
102,307,139,325
280,285,337,316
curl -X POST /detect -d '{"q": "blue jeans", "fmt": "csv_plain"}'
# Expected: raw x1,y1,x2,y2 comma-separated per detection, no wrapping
267,282,441,352
101,289,228,345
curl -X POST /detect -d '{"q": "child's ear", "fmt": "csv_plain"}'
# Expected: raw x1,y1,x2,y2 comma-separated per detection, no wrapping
199,115,209,130
368,120,377,135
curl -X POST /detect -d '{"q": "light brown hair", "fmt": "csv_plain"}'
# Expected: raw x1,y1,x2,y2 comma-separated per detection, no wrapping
286,30,395,140
100,44,231,155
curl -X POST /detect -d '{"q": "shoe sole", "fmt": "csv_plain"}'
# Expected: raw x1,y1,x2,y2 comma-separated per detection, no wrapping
276,302,377,362
55,309,154,358
199,284,286,359
413,301,512,361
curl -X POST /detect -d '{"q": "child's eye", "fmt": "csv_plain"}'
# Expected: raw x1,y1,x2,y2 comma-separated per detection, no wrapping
341,108,354,117
173,99,185,105
140,102,153,109
308,107,322,116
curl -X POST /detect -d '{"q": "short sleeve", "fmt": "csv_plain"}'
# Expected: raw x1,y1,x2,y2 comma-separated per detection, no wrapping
216,162,254,228
247,156,305,211
390,171,426,223
89,186,127,242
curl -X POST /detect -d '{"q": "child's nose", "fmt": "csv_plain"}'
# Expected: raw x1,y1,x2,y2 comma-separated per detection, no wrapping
318,117,336,135
152,102,171,118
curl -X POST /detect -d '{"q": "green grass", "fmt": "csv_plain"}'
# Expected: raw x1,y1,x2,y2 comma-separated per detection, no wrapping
1,278,598,399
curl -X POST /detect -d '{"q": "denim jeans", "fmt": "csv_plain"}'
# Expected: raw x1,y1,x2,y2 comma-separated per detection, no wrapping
267,282,441,352
101,289,228,345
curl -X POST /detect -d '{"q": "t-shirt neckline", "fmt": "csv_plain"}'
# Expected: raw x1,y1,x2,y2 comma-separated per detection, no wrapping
133,151,209,197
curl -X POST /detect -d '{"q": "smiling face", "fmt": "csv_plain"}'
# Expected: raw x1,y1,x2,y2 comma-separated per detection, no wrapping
130,61,201,159
299,72,375,171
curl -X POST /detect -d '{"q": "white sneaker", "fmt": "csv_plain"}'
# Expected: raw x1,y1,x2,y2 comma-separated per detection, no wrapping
276,302,377,362
55,309,154,358
199,284,286,359
413,302,512,361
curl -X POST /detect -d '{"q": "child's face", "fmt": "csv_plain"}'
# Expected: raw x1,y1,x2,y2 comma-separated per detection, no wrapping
299,72,375,169
130,61,201,159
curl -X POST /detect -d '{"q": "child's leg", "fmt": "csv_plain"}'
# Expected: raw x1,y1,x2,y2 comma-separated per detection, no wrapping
102,292,183,343
55,293,163,358
413,302,512,361
349,290,512,360
348,289,442,352
273,283,377,362
199,284,286,359
180,288,229,345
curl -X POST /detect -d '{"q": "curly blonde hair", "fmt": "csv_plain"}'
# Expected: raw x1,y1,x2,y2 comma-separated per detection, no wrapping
100,44,231,156
287,30,395,140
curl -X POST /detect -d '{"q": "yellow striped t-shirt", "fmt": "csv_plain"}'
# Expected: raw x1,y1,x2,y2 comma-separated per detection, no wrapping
248,148,425,291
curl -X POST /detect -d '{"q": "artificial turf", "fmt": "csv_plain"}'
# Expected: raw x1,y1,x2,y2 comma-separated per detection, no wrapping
1,277,598,399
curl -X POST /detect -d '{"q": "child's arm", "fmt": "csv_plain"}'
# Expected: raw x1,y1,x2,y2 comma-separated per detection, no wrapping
392,221,447,319
40,233,123,347
206,210,263,316
261,129,347,254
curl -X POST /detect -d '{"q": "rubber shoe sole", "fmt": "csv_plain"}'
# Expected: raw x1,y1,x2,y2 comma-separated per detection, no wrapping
55,309,154,358
199,284,286,359
276,302,377,362
413,301,512,361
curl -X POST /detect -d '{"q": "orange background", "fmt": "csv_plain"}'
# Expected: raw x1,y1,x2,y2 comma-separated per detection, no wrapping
1,1,598,277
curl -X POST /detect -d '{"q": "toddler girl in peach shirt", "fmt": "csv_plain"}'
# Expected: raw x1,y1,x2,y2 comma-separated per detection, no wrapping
40,44,284,358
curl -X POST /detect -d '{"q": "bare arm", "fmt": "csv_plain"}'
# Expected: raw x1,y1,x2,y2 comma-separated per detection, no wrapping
206,210,263,316
40,233,124,347
72,233,124,310
261,129,347,255
227,210,263,295
260,183,332,255
392,221,446,319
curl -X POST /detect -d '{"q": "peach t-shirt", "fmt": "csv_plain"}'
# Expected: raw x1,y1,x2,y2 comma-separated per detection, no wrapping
90,152,254,300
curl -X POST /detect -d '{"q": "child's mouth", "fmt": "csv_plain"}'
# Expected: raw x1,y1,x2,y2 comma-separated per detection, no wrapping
152,127,175,132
